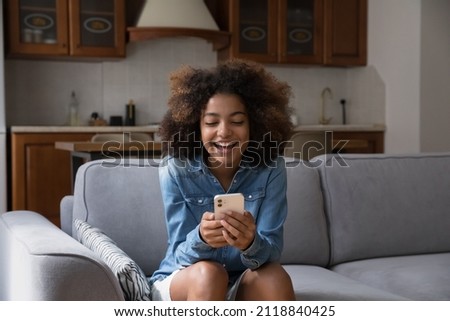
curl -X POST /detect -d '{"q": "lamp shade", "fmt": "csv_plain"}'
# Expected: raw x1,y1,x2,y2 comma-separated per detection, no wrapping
137,0,219,30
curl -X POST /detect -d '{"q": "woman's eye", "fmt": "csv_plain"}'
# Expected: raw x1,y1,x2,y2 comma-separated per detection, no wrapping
203,119,245,126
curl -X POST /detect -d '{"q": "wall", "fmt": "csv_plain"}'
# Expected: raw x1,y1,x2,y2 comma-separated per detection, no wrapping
420,0,450,152
4,40,215,126
369,0,450,153
4,41,384,129
368,0,422,153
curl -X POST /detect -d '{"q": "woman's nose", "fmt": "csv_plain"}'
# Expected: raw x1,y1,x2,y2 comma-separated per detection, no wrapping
218,122,231,137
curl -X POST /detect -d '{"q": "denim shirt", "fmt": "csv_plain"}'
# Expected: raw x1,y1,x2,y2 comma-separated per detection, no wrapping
150,155,288,284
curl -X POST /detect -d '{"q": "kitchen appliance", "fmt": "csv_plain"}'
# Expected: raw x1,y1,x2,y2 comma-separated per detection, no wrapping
0,5,7,213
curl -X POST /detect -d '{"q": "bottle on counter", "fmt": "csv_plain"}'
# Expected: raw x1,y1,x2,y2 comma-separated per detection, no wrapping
67,91,79,126
125,99,135,126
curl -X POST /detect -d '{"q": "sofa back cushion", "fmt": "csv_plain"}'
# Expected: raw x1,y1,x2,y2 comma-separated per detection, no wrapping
316,153,450,265
280,158,330,266
72,158,167,276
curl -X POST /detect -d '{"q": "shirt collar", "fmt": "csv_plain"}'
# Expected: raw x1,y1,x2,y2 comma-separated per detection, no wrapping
188,154,258,175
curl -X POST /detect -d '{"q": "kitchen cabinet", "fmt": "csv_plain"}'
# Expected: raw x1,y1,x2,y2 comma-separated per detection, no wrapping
207,0,367,66
332,131,384,154
5,0,126,59
11,132,94,227
285,128,383,160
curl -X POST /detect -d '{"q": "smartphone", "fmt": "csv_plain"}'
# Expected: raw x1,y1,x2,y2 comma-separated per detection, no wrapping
214,193,245,219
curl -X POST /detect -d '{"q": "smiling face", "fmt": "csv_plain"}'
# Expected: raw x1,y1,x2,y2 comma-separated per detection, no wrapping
201,93,250,170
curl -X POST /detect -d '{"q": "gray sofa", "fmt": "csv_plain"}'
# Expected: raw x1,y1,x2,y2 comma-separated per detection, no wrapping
1,153,450,300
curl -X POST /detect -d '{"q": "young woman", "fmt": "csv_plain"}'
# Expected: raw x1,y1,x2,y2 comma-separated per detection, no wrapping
150,59,296,301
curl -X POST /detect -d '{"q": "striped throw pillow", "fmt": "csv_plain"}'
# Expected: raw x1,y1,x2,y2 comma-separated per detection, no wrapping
74,219,151,301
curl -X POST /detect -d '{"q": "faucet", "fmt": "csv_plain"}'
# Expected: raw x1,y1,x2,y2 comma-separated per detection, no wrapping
319,87,333,125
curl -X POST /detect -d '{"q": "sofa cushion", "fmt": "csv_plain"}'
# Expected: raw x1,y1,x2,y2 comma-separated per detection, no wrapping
74,219,151,301
283,265,406,300
281,158,329,266
316,153,450,265
72,158,167,276
332,253,450,300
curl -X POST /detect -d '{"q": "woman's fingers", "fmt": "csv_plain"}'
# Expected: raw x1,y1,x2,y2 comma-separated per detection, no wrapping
220,211,256,250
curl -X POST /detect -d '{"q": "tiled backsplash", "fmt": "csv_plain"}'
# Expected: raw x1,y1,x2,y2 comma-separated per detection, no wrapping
5,38,385,127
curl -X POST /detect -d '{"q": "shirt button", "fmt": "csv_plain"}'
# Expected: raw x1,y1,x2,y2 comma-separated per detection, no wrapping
248,195,252,199
198,199,203,203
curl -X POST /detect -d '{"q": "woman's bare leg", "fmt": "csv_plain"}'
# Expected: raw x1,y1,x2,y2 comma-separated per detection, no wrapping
170,261,229,300
236,262,295,300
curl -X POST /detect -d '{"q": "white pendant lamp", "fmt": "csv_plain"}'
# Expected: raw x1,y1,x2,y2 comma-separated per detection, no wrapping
136,0,219,31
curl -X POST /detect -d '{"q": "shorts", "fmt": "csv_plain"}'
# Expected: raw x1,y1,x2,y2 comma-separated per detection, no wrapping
151,269,248,301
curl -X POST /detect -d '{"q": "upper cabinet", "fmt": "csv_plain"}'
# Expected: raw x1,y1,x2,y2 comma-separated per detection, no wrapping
207,0,367,66
5,0,126,59
323,0,367,65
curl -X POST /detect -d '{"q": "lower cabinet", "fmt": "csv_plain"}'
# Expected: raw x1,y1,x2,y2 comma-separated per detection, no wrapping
11,133,94,227
331,131,384,154
285,130,384,161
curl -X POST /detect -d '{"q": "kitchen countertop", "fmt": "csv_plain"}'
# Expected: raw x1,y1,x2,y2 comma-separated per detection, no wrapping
294,124,386,132
55,140,162,152
11,124,385,133
10,125,161,133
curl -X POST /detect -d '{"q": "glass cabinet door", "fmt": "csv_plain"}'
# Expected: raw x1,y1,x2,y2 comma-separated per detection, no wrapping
279,0,323,64
232,0,277,63
69,0,125,57
8,0,69,55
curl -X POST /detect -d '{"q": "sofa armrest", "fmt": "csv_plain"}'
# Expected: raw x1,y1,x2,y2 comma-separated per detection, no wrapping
0,211,124,300
60,195,74,236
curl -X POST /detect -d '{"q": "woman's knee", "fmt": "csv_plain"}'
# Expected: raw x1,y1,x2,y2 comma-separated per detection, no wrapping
171,261,229,300
265,263,292,283
188,261,229,299
195,261,229,284
238,263,295,300
249,262,291,283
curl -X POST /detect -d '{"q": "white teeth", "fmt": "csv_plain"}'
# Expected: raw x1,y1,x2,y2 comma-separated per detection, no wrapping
215,142,235,147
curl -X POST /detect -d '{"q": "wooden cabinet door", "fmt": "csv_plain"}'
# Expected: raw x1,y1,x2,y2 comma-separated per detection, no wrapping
11,133,93,227
226,0,278,63
6,0,69,57
68,0,126,57
324,0,367,66
332,131,384,154
24,143,72,226
279,0,324,64
6,0,125,58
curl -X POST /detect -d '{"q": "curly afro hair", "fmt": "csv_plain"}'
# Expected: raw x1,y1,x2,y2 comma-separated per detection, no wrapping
159,59,295,166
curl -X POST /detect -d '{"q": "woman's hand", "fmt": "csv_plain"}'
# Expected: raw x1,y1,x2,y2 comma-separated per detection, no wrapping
220,210,256,251
199,212,228,248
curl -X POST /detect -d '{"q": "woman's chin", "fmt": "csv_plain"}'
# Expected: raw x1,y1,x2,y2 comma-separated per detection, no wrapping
207,154,241,169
